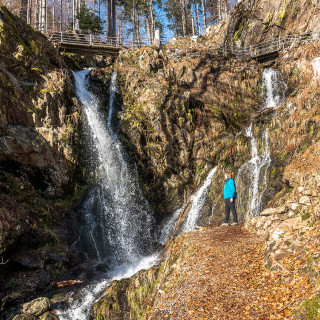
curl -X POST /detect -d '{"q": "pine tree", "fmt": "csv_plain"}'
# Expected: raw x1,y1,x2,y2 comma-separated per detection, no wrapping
76,4,103,33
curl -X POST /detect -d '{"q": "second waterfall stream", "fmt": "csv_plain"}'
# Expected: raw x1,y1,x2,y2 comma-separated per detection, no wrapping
57,69,158,319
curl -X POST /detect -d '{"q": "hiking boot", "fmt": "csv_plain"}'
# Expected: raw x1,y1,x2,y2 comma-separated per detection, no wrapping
230,222,239,226
220,223,229,227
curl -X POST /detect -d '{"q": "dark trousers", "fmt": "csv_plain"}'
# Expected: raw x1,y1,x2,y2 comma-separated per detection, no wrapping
224,198,238,223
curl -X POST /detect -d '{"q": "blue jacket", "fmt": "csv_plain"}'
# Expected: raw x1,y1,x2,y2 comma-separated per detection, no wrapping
224,178,237,199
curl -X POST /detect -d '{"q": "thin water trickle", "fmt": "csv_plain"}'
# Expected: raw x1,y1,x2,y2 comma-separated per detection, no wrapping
58,69,157,319
183,167,217,232
159,166,217,243
159,208,183,245
312,57,320,79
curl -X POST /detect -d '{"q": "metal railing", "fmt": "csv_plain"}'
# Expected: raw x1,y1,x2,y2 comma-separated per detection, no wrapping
165,32,320,59
44,30,320,58
45,31,151,49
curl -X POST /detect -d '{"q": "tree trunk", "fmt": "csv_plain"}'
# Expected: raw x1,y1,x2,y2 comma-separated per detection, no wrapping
191,16,195,36
66,0,70,30
196,2,200,35
52,0,55,30
201,0,207,31
60,0,63,31
107,0,116,38
143,0,151,44
36,0,41,30
218,0,221,21
132,0,138,45
150,0,155,43
20,0,28,21
40,0,46,30
180,0,186,36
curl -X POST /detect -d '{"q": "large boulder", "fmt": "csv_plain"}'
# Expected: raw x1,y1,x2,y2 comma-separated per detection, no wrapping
21,297,50,317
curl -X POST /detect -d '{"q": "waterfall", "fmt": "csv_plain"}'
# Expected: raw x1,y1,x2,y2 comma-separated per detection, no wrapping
57,69,157,319
75,69,154,265
236,125,271,218
183,167,217,232
262,68,287,110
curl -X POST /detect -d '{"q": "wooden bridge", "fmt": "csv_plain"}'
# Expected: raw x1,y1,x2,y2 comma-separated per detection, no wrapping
45,31,320,61
45,31,149,56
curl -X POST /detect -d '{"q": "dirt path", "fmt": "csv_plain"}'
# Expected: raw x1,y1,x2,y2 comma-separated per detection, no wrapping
147,225,312,320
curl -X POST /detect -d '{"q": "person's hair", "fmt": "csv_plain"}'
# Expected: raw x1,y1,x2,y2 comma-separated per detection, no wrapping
225,171,233,179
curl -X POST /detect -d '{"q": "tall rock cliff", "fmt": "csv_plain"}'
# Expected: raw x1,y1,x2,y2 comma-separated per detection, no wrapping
0,5,86,308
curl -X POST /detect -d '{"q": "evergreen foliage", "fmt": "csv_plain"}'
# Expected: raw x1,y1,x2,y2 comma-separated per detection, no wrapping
76,5,103,33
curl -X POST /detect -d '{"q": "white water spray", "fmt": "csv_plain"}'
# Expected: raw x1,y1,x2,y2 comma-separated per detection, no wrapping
262,68,287,110
183,167,217,231
58,69,157,319
159,208,183,245
312,57,320,79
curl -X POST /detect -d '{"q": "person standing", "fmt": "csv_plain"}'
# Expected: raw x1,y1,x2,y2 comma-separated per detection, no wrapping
221,171,239,226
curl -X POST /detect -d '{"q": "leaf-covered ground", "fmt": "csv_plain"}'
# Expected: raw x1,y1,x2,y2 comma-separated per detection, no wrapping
147,225,316,319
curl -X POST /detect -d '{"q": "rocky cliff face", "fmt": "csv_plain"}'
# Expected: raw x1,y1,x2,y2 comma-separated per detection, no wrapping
206,0,320,48
0,5,86,310
117,47,262,220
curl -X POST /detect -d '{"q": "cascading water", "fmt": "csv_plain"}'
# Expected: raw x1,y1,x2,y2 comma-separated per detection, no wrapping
236,125,271,218
58,69,157,319
183,167,217,232
262,68,287,110
237,67,287,218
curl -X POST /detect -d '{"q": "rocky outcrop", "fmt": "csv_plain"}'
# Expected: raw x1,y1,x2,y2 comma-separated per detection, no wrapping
0,5,87,312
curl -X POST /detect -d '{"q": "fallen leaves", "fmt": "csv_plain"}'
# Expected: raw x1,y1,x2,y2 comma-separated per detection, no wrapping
146,225,319,319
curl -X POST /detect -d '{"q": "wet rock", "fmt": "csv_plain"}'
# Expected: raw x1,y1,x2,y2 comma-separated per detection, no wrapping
14,256,41,269
299,196,311,206
39,312,59,320
37,269,51,290
12,314,37,320
22,297,50,316
46,253,69,263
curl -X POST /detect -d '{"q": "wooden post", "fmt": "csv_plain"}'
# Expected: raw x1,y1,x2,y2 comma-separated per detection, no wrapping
154,29,161,49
